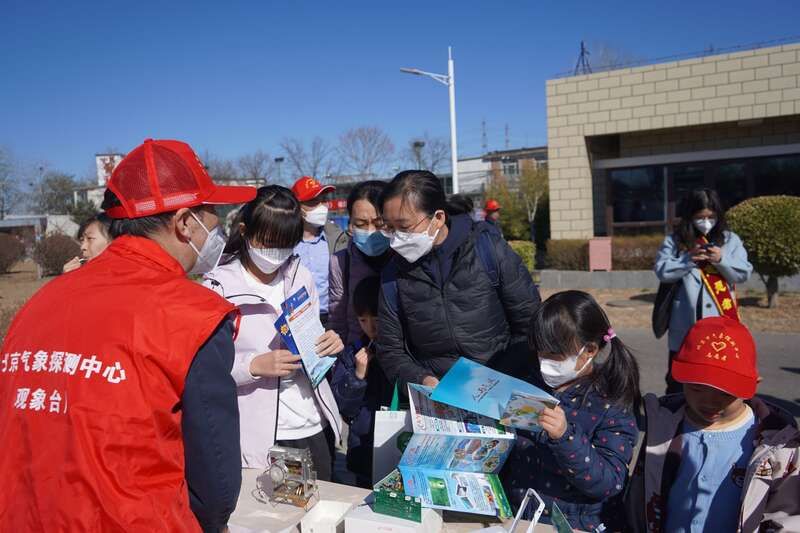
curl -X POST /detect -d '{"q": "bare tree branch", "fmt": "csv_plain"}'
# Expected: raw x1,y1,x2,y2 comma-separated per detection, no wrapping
237,150,273,186
338,126,395,179
402,133,449,173
279,137,337,180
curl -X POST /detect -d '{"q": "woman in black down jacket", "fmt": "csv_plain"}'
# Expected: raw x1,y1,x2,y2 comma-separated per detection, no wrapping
376,170,542,389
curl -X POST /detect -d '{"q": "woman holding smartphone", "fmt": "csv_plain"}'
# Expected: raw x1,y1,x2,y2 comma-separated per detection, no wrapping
654,188,752,393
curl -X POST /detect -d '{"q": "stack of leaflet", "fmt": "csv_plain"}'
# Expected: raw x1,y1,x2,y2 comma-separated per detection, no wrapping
430,358,559,432
396,383,516,518
274,287,335,388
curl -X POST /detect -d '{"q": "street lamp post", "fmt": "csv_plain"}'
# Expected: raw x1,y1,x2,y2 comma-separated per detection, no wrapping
401,46,459,194
274,156,284,184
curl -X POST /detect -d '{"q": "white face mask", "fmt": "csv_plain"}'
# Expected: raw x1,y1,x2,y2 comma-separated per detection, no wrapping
388,217,440,263
303,204,329,227
539,346,592,389
693,217,716,235
188,212,226,275
247,245,294,274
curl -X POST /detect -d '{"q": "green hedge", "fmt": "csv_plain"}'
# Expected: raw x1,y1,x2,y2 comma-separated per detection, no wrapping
543,235,665,271
612,235,664,270
33,233,80,276
508,240,535,272
0,233,25,274
546,239,589,270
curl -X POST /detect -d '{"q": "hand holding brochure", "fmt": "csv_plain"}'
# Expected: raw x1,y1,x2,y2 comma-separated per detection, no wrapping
398,384,514,518
274,287,335,388
429,358,558,431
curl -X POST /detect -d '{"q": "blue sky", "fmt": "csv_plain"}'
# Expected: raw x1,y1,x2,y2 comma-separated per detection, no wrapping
2,0,799,178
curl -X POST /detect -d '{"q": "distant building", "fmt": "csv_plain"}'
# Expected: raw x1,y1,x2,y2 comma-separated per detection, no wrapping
546,41,800,239
456,146,548,194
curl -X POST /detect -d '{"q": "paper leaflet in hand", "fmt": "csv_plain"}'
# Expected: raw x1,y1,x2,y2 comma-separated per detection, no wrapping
274,287,334,388
429,358,558,431
397,384,514,518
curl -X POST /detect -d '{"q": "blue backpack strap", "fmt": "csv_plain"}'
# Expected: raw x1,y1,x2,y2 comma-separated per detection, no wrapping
475,226,500,289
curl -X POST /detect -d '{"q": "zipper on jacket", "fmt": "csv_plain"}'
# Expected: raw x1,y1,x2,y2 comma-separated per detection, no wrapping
437,253,467,359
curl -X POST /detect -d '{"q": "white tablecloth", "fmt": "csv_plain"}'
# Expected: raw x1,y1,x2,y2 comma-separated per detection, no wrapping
228,468,559,533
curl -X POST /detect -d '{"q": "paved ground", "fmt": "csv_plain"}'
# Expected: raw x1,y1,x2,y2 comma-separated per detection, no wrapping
619,327,800,421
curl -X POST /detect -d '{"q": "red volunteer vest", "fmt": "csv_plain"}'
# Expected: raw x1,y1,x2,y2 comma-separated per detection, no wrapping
0,236,234,532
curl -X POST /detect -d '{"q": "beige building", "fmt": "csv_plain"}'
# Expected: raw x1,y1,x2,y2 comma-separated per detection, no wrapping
546,42,800,239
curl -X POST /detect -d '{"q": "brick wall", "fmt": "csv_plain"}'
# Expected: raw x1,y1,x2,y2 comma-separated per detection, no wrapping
546,43,800,239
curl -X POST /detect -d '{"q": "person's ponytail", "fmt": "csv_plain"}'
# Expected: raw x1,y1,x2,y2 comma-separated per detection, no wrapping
594,335,641,410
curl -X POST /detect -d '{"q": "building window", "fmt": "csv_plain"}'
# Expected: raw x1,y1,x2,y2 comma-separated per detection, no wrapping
753,155,800,197
609,167,665,223
502,159,519,178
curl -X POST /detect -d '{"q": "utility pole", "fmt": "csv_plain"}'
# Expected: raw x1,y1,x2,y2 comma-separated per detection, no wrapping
504,124,510,150
481,119,488,154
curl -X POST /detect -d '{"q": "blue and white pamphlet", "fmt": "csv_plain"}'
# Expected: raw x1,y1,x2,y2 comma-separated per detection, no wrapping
429,358,559,431
274,287,334,388
397,384,515,518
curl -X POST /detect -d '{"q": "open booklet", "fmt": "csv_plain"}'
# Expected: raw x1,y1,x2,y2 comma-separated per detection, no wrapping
430,358,559,431
397,384,514,518
273,287,335,388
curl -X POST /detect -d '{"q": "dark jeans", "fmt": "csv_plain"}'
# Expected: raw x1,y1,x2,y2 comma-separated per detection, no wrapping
666,350,684,394
276,425,336,482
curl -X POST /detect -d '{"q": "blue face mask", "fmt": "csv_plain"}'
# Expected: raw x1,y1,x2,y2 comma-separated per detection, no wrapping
352,228,390,257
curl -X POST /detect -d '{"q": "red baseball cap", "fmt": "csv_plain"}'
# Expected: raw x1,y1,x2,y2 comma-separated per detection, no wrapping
105,139,256,219
672,317,758,399
291,176,335,202
485,199,501,212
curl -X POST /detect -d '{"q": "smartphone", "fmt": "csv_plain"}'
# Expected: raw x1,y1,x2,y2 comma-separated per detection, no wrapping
701,243,714,251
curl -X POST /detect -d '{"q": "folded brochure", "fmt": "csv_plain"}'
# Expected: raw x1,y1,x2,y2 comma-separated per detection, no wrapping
274,287,334,388
398,383,514,518
429,358,559,431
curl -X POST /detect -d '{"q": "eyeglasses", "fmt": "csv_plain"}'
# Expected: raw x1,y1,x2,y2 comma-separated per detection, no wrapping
380,215,431,239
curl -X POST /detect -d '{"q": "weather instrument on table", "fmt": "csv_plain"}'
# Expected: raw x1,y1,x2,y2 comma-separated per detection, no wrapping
256,445,319,510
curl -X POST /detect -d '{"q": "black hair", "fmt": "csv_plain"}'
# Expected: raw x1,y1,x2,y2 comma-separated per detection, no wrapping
101,189,175,238
530,290,641,409
446,194,474,216
352,276,380,317
675,188,729,250
347,180,387,216
380,170,448,218
77,213,112,241
222,185,303,268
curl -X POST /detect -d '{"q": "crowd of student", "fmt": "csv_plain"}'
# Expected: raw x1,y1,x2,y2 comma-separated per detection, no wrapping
1,138,797,533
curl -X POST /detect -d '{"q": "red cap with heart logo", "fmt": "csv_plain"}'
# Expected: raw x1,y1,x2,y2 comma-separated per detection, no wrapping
672,316,758,398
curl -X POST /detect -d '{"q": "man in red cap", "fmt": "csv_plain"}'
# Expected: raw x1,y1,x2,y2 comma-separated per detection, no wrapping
484,198,503,237
626,317,800,532
291,176,348,327
0,139,256,532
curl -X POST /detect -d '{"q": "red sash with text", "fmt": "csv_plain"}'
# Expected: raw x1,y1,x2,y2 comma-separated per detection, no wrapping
697,235,740,321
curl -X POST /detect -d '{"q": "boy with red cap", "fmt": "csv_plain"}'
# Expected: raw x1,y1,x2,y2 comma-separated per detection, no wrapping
291,176,349,327
626,317,800,532
0,139,256,532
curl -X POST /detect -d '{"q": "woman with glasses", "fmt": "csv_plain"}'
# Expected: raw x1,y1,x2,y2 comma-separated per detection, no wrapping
329,180,394,346
376,170,542,390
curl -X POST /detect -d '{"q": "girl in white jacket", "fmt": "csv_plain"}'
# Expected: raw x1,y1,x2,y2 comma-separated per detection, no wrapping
204,185,343,479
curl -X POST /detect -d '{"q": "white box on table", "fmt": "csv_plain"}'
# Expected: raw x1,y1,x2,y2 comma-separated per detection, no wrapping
344,504,443,533
300,500,355,533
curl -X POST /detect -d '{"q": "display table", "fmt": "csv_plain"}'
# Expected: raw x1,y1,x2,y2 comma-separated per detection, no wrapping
228,468,559,533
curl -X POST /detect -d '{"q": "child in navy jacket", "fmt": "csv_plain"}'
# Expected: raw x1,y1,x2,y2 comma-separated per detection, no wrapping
330,276,393,488
502,290,641,532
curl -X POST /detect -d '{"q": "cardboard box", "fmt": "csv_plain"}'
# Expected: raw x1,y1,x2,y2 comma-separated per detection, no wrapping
300,500,355,533
344,504,442,533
